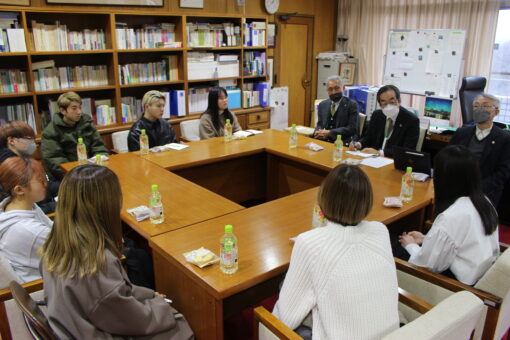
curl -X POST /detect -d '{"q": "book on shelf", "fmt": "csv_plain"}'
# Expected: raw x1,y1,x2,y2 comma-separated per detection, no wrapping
188,86,240,113
0,13,25,52
243,51,266,76
119,58,176,85
31,20,106,51
96,101,116,126
0,69,28,94
121,96,143,122
0,102,36,133
46,96,111,126
187,52,239,80
162,55,179,81
243,82,269,108
121,90,184,122
116,23,178,49
186,22,241,48
32,60,109,91
244,21,266,47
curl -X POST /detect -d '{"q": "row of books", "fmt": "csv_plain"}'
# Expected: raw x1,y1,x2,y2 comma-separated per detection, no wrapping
243,82,269,108
244,22,266,47
46,97,115,126
187,52,239,80
0,28,26,52
118,55,178,85
186,22,241,48
188,86,241,113
244,51,266,76
115,23,179,49
31,20,106,51
0,69,28,94
121,90,185,122
32,62,109,91
0,103,37,132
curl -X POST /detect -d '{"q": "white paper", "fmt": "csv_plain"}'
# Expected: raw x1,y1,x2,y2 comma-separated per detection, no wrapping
166,143,189,150
346,151,376,158
425,50,443,74
246,129,263,135
360,157,394,168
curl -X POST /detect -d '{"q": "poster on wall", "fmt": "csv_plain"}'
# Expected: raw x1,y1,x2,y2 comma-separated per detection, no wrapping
46,0,162,6
0,0,30,5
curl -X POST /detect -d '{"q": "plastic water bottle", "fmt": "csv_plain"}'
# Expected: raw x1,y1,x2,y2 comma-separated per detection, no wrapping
95,154,103,166
77,137,87,165
400,167,414,202
289,124,298,149
220,224,238,274
149,184,164,224
224,119,233,142
140,129,149,155
312,204,326,228
333,134,343,162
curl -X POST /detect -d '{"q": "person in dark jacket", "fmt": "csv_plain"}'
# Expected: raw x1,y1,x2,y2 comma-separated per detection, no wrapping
127,90,177,152
449,93,510,207
41,91,108,180
349,85,419,158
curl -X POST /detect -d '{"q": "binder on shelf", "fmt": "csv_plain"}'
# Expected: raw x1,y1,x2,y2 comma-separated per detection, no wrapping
254,82,269,107
227,88,241,109
170,90,185,117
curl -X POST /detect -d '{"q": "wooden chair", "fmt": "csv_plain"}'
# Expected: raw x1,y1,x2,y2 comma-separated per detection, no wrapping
253,290,486,340
396,247,510,340
9,281,55,340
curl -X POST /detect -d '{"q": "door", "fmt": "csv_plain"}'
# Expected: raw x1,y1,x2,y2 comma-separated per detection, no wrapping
276,15,314,126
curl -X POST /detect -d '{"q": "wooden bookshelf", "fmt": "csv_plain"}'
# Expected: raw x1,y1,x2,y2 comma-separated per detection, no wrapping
0,7,269,137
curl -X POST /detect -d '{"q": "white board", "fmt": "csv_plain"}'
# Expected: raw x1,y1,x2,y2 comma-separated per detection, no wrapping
383,29,466,99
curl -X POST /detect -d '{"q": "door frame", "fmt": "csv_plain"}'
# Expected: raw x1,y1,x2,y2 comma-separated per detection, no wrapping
275,14,315,126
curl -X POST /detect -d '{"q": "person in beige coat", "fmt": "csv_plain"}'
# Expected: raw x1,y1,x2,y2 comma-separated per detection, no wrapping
40,164,193,340
199,87,241,139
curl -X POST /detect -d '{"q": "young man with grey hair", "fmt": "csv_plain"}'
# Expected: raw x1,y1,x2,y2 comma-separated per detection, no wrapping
313,75,359,143
450,93,510,207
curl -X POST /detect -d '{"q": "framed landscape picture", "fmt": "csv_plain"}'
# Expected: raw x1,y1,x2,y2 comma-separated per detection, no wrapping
0,0,30,6
46,0,162,6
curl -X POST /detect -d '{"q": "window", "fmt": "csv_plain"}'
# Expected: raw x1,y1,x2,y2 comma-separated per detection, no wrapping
488,9,510,124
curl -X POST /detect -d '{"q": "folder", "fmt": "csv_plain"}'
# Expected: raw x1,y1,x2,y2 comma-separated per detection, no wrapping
227,89,241,109
170,90,186,117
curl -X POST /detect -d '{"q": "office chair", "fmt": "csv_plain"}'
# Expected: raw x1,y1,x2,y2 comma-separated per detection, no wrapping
459,77,486,126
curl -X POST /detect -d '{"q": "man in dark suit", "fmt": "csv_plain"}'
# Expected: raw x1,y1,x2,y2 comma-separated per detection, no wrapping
450,93,510,207
314,75,359,143
349,85,419,158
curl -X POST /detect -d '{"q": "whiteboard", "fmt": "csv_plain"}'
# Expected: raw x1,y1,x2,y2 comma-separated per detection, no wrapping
382,29,466,99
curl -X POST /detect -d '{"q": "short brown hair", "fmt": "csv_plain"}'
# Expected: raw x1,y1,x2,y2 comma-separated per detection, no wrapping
57,91,82,110
318,164,373,226
0,121,35,148
0,157,46,198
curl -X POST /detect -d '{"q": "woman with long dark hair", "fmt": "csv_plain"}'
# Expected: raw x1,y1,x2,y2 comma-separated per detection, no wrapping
199,87,241,139
399,145,499,285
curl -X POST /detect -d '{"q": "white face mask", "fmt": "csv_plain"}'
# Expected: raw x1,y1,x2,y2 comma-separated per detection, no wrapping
382,104,399,120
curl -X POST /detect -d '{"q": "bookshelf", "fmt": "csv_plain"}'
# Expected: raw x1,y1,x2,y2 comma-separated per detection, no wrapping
0,7,269,138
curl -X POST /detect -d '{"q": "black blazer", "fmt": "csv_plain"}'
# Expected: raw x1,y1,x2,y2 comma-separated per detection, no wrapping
314,96,359,143
359,106,420,158
450,125,510,206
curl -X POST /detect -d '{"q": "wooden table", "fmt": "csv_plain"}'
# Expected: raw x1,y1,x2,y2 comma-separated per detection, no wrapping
60,152,244,238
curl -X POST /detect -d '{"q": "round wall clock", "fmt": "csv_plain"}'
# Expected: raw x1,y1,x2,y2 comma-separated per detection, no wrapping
265,0,280,14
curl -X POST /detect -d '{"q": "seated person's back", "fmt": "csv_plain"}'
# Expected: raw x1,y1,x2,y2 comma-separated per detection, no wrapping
352,85,419,157
273,164,399,339
128,90,177,151
313,75,359,143
41,91,108,180
199,87,241,139
399,145,499,285
0,157,52,282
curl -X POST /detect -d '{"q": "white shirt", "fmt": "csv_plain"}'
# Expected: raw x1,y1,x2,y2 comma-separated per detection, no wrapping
476,124,493,141
273,221,399,339
405,196,499,285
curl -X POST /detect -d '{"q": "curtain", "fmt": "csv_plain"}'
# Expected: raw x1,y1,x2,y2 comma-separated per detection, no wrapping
337,0,500,86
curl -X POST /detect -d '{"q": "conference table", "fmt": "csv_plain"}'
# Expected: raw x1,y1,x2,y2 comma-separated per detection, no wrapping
62,129,434,340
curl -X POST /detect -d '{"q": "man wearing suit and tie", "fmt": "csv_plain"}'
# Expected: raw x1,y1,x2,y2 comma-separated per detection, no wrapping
350,85,419,158
450,93,510,207
314,75,359,143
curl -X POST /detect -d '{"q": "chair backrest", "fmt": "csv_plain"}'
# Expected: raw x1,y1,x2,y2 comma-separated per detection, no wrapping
9,281,56,340
111,130,130,153
459,76,486,125
180,119,200,142
253,306,302,340
383,291,486,340
474,247,510,340
359,113,366,137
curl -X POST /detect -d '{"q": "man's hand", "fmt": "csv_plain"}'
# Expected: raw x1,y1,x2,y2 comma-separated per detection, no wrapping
407,231,425,245
314,129,330,140
361,147,379,155
399,232,417,247
349,142,361,151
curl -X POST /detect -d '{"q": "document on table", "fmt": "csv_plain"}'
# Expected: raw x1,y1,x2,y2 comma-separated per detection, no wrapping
360,157,394,168
346,151,377,158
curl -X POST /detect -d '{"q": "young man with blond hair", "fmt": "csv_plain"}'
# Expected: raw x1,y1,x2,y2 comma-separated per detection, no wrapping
41,91,108,180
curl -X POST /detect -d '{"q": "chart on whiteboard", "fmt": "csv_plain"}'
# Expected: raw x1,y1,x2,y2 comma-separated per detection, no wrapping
383,29,466,99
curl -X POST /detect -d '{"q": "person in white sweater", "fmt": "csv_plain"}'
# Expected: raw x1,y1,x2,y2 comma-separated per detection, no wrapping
399,145,499,285
273,164,399,340
0,157,52,282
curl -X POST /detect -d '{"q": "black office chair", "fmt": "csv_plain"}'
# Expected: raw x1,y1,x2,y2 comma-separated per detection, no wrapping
459,76,487,126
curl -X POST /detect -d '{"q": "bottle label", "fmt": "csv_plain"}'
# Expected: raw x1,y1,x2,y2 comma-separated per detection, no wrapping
150,204,163,217
221,241,237,266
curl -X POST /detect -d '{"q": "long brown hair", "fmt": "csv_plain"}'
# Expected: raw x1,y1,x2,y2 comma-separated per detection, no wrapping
40,165,123,278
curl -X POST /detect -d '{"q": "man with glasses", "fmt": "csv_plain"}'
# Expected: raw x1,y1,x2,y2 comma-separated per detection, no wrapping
349,85,419,158
41,91,108,180
314,75,359,143
450,93,510,207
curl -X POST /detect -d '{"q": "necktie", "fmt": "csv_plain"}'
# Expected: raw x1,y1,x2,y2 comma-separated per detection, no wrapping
330,102,336,116
385,118,394,138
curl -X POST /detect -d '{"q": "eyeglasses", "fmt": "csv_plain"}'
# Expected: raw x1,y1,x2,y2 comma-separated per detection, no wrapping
473,105,497,110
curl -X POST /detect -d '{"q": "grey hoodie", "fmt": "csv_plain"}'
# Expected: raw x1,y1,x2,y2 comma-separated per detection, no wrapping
0,196,53,282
